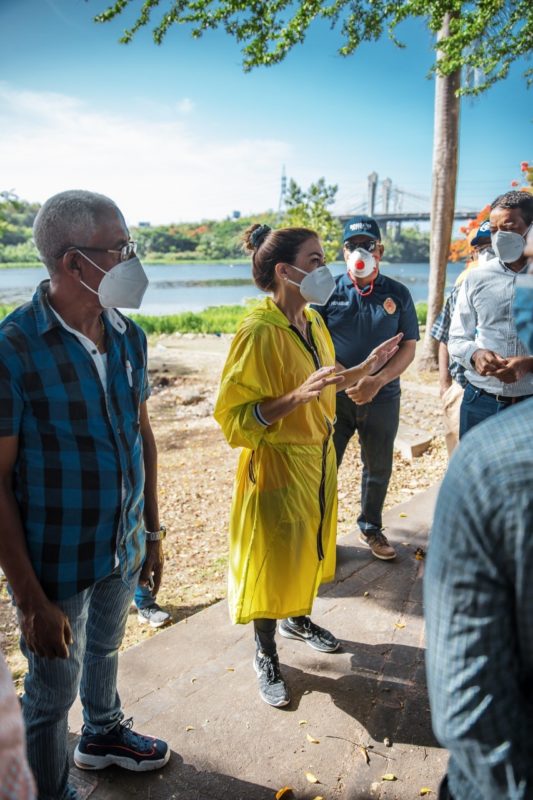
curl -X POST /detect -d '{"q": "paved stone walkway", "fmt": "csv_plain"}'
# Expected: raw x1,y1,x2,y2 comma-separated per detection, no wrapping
69,486,447,800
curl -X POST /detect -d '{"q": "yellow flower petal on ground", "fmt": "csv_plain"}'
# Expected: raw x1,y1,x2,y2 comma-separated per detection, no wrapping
306,734,320,744
395,622,406,629
275,787,294,799
419,789,433,796
185,725,194,731
382,773,397,781
298,719,308,725
399,512,408,517
306,772,320,784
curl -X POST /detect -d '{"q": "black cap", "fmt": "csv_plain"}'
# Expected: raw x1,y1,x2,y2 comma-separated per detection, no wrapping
343,215,381,243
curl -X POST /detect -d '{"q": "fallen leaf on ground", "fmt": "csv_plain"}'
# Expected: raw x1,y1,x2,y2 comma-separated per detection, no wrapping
225,666,235,672
399,512,408,518
395,622,406,629
359,746,370,764
275,787,294,799
306,734,320,744
298,720,308,726
185,725,194,732
312,796,325,800
305,772,320,784
382,774,397,781
419,789,433,796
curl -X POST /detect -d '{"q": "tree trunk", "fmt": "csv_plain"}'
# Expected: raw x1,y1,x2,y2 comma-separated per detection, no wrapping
419,14,461,371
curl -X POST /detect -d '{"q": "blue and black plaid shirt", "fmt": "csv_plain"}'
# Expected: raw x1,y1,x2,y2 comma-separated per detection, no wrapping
430,287,467,388
425,398,533,800
0,281,150,600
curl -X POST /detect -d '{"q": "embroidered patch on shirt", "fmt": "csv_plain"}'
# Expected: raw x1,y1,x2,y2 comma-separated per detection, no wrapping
383,297,397,314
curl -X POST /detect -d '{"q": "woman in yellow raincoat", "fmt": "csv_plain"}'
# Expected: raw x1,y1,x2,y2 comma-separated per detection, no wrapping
214,224,400,707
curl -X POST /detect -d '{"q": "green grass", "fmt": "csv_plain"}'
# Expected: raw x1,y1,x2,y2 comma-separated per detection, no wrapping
2,300,429,333
131,304,252,334
415,301,427,325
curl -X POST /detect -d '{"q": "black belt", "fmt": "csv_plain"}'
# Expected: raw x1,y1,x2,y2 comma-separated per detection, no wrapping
472,384,531,404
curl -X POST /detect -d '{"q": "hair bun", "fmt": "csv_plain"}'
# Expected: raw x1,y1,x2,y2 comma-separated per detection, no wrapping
250,224,271,249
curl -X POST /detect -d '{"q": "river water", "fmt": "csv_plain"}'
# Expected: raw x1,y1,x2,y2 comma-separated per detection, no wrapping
0,261,465,315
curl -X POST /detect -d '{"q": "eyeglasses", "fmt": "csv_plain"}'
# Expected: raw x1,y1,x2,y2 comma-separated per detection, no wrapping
344,239,378,254
59,241,137,261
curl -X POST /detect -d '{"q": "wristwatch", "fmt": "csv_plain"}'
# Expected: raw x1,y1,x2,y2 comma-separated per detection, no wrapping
145,525,166,542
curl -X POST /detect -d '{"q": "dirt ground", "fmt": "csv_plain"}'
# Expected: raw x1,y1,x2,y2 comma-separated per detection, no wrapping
0,332,448,687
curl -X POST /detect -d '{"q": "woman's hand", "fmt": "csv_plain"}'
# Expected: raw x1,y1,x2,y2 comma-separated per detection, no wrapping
336,334,403,390
366,333,403,374
294,366,344,404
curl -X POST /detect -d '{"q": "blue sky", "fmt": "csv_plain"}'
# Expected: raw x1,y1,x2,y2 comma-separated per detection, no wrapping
1,0,531,225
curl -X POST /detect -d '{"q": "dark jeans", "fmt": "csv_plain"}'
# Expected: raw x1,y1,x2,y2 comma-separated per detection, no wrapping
254,617,307,656
334,392,400,535
438,774,454,800
459,382,526,438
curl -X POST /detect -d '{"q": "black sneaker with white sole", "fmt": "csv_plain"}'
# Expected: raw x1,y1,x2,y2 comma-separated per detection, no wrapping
73,718,170,772
253,650,290,707
278,616,340,653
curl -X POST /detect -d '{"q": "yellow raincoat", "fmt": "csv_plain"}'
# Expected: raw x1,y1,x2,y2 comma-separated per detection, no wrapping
214,297,338,624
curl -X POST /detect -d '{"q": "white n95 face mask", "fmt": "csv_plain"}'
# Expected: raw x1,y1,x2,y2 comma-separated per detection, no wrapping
347,249,376,279
491,230,526,265
77,250,149,309
286,264,335,305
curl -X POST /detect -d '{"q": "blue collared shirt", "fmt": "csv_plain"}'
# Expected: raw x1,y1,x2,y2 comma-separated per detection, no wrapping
313,271,419,403
425,398,533,800
0,281,150,600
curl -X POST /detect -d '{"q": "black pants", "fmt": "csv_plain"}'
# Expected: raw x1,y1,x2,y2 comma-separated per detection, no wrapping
253,617,307,655
333,392,400,534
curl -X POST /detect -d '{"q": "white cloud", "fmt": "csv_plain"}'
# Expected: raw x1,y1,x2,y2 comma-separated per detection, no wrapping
0,83,290,224
176,97,194,114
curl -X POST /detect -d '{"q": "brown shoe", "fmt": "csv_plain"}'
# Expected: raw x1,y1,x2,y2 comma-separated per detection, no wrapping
359,530,396,560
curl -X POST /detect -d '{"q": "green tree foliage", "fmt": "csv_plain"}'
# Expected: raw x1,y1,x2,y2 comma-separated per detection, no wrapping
382,226,430,263
0,192,40,264
283,178,342,263
94,0,533,95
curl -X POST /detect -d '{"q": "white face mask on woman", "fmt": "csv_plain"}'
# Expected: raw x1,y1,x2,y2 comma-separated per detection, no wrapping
76,250,149,308
286,264,335,305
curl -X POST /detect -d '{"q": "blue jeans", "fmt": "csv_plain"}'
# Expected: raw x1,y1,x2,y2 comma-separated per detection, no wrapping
333,393,400,535
19,568,137,800
134,582,155,610
459,382,522,438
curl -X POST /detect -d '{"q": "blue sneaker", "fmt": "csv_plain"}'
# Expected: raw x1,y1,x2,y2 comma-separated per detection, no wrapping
73,718,170,772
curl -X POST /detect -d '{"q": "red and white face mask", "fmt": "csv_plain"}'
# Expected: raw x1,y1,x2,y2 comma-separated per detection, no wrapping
347,248,376,280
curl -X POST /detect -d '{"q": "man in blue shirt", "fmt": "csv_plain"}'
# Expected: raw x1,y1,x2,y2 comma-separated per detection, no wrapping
314,215,419,560
425,268,533,800
0,190,169,800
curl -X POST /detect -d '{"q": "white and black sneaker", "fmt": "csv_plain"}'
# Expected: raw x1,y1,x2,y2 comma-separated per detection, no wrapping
253,650,290,707
278,616,340,653
137,603,171,628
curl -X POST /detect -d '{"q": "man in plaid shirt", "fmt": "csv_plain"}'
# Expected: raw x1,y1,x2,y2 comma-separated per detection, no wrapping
0,191,169,800
430,222,492,455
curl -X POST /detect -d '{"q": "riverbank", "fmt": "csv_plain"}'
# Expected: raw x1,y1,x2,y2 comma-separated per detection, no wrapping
0,332,447,688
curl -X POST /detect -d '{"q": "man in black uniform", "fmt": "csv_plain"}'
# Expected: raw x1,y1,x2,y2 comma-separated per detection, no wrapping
314,216,419,560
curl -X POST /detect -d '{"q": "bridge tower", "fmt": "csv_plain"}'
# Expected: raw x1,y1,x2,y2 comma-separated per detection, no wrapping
381,177,392,235
367,172,378,217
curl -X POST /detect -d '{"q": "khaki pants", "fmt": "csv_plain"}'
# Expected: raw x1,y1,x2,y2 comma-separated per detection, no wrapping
442,382,464,457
